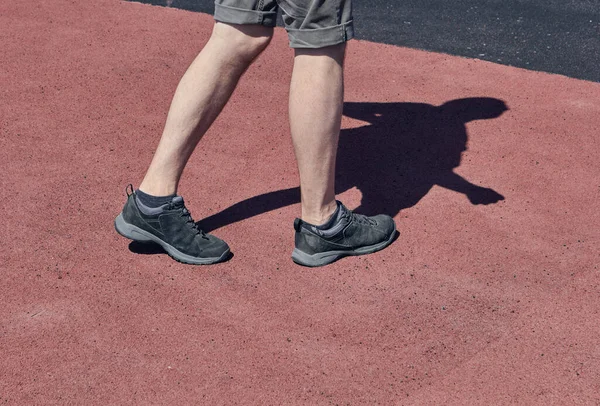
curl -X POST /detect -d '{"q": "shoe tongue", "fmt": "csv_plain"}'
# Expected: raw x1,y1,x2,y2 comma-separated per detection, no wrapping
170,195,184,208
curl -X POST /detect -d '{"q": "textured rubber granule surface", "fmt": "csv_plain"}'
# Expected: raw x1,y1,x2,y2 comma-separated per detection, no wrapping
1,0,599,404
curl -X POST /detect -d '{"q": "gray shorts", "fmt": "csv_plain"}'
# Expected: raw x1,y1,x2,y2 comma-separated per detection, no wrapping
214,0,354,48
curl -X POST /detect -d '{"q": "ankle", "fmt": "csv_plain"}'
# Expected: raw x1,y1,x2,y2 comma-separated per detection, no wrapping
302,200,338,226
138,179,177,197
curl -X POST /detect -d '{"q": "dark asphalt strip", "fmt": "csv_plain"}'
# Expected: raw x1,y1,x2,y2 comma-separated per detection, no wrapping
129,0,599,82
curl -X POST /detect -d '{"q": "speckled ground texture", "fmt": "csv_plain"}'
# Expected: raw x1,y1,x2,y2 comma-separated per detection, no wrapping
1,0,599,404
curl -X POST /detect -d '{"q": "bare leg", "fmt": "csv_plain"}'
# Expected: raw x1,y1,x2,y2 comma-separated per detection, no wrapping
289,43,346,225
139,23,273,196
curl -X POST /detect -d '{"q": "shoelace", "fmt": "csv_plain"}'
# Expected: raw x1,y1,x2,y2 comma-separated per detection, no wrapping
171,202,208,239
341,207,377,226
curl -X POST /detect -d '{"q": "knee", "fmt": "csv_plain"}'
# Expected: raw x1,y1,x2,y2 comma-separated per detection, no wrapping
211,22,273,62
238,32,272,61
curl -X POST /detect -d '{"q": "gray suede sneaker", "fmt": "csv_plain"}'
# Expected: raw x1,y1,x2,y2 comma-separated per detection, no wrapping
292,201,397,267
114,185,230,264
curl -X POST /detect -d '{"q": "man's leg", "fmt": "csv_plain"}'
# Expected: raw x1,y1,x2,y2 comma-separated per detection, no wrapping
285,0,397,267
139,23,273,196
289,44,345,226
115,22,272,265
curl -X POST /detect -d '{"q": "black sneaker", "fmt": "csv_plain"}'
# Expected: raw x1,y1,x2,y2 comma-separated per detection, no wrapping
114,185,230,264
291,201,397,267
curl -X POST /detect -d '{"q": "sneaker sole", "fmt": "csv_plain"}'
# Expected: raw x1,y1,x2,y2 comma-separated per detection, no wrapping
114,213,230,265
291,227,398,267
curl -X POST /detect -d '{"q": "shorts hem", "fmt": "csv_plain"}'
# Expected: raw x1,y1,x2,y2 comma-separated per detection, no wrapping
287,20,354,48
213,2,277,27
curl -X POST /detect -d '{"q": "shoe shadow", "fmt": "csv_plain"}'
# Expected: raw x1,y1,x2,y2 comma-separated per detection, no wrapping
128,241,164,255
197,97,508,232
128,241,234,263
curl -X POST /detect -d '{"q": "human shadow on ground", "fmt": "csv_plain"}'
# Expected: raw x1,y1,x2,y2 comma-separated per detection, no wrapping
129,96,508,258
193,97,507,233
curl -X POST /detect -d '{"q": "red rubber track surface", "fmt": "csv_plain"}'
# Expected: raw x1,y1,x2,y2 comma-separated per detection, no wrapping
1,0,599,404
